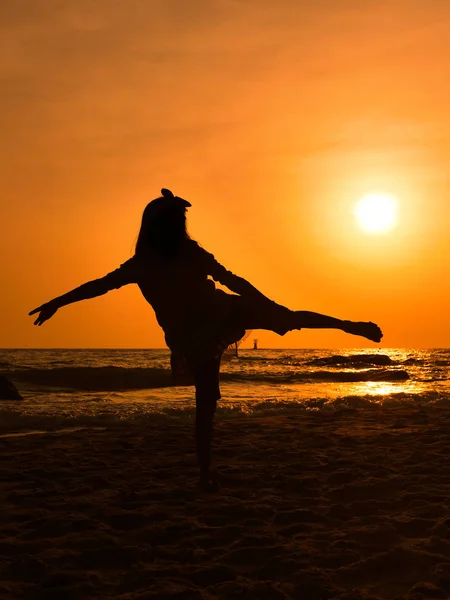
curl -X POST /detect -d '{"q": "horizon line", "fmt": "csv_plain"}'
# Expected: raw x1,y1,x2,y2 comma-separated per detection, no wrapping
1,347,448,351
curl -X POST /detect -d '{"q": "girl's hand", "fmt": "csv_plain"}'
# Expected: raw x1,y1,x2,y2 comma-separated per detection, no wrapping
29,300,60,326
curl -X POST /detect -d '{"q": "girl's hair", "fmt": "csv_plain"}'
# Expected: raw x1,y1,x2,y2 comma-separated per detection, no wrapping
135,194,191,259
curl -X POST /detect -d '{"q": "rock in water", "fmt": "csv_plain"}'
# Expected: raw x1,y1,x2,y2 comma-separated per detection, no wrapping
0,375,23,400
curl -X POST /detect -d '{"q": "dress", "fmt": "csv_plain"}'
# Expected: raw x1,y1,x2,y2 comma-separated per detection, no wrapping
97,239,294,379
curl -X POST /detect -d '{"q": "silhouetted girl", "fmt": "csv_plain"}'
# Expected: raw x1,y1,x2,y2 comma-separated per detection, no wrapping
30,189,382,490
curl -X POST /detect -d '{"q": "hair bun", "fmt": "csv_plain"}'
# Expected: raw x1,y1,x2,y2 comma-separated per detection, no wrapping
161,188,174,199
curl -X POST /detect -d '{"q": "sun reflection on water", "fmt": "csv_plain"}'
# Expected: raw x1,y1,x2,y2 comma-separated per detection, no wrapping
351,380,427,397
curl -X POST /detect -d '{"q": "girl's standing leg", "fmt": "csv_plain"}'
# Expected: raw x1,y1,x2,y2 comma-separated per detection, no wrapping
191,354,222,489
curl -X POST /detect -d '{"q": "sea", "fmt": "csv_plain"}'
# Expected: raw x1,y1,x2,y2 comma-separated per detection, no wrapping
1,348,450,434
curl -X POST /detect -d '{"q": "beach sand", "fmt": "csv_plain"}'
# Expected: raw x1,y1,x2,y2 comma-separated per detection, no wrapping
1,406,450,599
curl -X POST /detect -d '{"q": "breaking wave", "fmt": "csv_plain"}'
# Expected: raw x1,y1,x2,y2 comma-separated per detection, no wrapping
306,353,394,367
3,365,410,391
1,390,450,437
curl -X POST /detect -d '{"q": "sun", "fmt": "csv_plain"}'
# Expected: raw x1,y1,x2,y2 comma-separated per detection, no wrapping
354,193,398,234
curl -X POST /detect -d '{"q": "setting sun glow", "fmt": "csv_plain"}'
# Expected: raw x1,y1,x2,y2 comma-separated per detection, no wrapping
354,193,399,234
3,0,450,350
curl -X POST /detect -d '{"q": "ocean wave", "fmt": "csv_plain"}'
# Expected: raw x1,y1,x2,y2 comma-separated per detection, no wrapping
305,354,394,368
402,358,427,366
3,367,173,391
2,365,410,392
224,369,410,384
1,391,449,435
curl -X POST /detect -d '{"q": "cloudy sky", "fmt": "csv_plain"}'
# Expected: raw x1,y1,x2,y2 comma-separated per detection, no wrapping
1,0,450,347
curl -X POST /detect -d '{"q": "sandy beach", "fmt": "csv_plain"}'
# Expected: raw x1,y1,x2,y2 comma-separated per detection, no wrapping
1,406,450,600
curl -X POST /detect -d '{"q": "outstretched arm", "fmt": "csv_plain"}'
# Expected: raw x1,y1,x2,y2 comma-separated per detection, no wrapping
201,249,273,302
29,259,137,326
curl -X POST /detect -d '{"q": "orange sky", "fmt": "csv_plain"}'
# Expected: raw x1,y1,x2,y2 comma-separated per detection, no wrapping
1,0,450,348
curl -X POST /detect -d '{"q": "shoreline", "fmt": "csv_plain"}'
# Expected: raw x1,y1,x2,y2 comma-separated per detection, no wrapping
2,407,450,599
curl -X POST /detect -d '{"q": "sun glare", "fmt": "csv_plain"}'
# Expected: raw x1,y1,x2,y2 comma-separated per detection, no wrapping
354,193,398,234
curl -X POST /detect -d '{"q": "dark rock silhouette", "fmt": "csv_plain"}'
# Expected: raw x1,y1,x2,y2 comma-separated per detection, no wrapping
307,354,393,368
0,375,23,400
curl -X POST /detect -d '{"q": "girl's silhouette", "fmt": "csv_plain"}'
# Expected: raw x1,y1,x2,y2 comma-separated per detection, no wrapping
30,189,383,491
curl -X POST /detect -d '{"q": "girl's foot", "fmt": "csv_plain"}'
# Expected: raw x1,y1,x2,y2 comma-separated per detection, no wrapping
342,321,383,343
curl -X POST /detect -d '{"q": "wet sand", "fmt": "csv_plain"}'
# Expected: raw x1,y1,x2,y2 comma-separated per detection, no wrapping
1,406,450,599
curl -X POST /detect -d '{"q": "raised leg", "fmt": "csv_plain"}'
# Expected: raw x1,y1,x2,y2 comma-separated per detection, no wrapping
293,311,383,342
231,296,383,342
